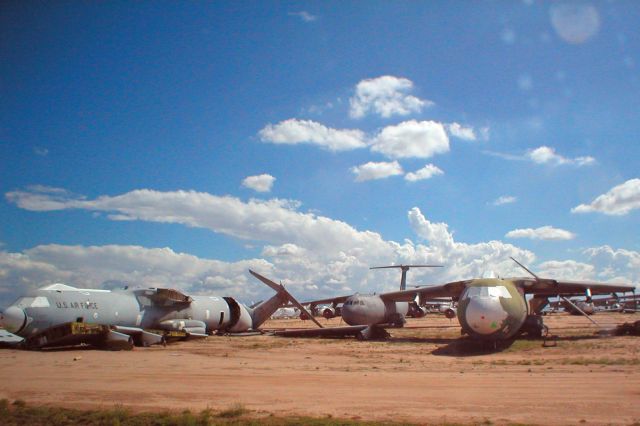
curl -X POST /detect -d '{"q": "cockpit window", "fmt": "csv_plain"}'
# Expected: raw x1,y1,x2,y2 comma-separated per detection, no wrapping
14,297,34,308
465,286,511,299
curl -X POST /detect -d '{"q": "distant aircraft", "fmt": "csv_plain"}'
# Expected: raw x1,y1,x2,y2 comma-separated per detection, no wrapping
305,265,441,321
271,306,299,319
0,278,316,349
250,258,636,341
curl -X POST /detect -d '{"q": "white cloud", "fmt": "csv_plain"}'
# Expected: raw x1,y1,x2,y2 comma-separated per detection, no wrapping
242,174,276,193
505,226,576,241
405,164,444,182
583,245,640,283
0,244,274,308
351,161,403,182
537,260,595,281
492,195,517,206
288,11,318,22
485,146,595,167
535,246,639,284
527,146,595,166
370,120,450,159
527,146,596,166
259,119,366,152
446,123,477,141
407,208,536,281
572,178,640,216
349,76,432,119
3,188,639,307
5,187,393,257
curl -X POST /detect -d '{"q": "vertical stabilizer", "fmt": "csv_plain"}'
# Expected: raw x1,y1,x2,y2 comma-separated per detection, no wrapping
248,288,289,329
370,264,442,290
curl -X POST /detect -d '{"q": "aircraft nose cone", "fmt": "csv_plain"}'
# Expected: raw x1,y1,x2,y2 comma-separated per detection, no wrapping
341,304,362,325
465,297,507,336
0,306,27,334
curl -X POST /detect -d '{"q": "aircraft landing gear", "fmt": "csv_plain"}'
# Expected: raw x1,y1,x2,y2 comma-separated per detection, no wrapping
521,315,546,338
356,326,390,341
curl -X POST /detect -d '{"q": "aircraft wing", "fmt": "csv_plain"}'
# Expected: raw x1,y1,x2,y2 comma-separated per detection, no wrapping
300,295,351,306
379,280,470,302
268,325,370,338
516,278,636,296
147,288,193,305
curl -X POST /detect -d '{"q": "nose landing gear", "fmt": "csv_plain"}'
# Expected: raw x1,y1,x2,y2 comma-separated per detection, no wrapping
521,314,547,338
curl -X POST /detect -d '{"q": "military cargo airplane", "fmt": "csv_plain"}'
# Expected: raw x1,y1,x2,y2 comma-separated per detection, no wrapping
0,277,318,349
251,258,636,341
310,265,441,321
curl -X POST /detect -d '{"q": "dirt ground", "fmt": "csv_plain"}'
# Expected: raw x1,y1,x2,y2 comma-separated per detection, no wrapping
1,313,639,425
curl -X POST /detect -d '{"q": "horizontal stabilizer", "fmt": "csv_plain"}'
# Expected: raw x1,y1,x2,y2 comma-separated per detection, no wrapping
249,270,323,329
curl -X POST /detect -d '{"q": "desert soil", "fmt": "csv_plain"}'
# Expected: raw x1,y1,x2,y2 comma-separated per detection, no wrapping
1,313,639,425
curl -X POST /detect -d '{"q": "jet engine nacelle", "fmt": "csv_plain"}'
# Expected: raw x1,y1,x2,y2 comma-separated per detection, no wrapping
227,303,253,332
321,307,336,319
159,319,207,335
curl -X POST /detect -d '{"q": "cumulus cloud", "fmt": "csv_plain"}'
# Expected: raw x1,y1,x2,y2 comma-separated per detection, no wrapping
492,195,517,206
407,207,536,280
583,245,640,283
446,123,478,141
534,246,640,284
3,188,638,308
537,260,595,281
370,120,450,159
349,76,433,119
527,146,595,166
351,161,403,182
2,187,538,289
0,244,275,308
405,164,444,182
258,119,366,152
572,178,640,216
505,226,576,241
242,174,276,193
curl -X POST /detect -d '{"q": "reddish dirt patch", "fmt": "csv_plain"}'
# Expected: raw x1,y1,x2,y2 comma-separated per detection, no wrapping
1,313,639,425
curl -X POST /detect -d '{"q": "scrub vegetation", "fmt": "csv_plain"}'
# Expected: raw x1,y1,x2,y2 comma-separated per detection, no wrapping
0,399,438,426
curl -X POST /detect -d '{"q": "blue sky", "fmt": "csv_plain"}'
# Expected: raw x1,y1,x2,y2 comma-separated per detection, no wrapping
1,1,639,307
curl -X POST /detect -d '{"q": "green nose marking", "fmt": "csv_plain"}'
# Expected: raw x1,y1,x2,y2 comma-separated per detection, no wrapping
490,321,498,329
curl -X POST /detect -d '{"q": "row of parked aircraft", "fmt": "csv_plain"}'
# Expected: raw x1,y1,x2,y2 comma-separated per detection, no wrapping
0,258,636,349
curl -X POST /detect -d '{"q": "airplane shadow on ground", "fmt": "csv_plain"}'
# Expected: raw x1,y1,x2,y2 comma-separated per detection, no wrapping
427,333,609,357
384,335,518,356
430,338,516,356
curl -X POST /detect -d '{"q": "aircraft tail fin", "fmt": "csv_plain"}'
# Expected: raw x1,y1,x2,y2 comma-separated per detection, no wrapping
249,270,323,329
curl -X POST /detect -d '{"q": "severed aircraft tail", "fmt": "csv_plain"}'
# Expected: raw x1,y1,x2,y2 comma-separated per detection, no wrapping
248,270,323,329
